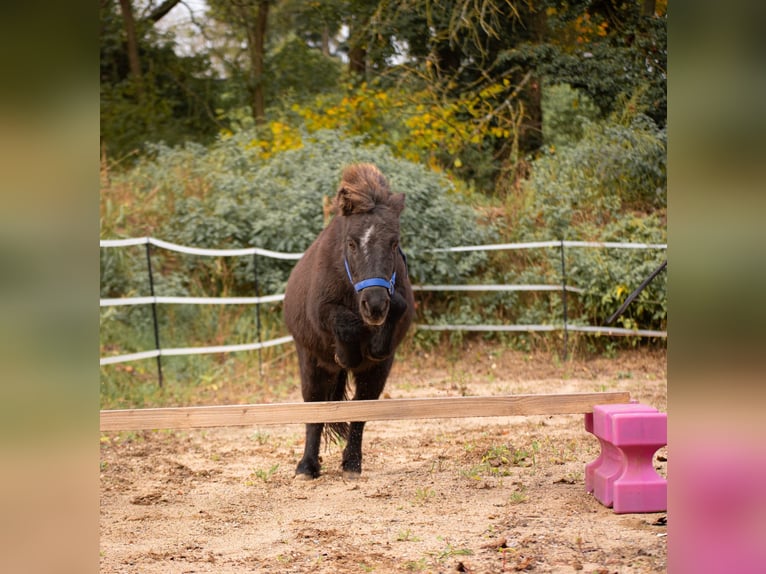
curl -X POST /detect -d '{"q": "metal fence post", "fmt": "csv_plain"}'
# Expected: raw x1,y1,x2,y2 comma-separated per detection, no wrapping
145,242,163,387
253,253,263,377
559,239,569,361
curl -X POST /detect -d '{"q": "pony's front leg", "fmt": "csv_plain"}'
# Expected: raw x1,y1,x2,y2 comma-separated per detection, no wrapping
341,359,393,478
294,346,343,480
367,291,407,360
330,306,367,369
295,423,324,479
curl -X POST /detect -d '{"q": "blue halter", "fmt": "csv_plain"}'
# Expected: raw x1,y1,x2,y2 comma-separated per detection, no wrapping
344,257,396,295
344,247,407,296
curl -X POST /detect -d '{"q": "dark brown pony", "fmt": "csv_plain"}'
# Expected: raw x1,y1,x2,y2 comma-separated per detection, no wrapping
283,163,414,479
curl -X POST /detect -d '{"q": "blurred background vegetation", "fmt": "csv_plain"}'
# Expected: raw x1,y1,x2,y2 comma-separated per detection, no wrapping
100,0,666,407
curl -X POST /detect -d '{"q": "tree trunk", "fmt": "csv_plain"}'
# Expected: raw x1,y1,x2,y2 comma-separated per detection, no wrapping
321,26,330,57
520,76,543,154
118,0,142,95
641,0,656,17
347,16,367,77
243,0,270,125
348,43,366,76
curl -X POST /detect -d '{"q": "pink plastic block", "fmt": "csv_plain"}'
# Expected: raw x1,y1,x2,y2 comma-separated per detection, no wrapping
585,403,667,514
584,404,657,497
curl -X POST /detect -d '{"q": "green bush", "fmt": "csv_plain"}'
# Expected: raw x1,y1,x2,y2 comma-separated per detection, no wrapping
520,113,666,240
100,130,497,357
542,83,600,150
505,112,667,335
127,129,496,297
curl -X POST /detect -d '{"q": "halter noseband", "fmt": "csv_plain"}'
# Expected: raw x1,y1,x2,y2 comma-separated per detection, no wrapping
344,247,407,296
344,258,396,296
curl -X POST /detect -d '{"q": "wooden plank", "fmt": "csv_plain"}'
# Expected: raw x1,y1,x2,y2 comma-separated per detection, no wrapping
100,392,630,432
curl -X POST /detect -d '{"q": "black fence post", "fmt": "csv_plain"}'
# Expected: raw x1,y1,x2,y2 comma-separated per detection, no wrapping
559,239,569,361
253,253,263,377
145,241,163,387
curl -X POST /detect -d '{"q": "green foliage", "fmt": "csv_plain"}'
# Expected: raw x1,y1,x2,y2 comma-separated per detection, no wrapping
567,215,667,333
99,2,223,159
520,113,666,240
264,34,344,105
542,83,600,149
106,129,495,298
543,14,667,128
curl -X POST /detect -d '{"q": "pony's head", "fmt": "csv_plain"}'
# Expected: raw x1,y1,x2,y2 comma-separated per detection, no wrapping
335,163,405,326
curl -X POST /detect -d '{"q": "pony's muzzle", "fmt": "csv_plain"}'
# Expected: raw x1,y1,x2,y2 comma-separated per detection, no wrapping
360,287,390,326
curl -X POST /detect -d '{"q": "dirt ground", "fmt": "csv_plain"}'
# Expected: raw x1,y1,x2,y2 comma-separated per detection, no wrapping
100,343,667,573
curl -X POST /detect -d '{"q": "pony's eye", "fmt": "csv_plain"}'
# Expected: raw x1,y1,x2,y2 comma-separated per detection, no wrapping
391,240,399,251
347,239,356,252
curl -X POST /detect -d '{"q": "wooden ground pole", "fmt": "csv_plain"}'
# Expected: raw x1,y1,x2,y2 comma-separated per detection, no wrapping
100,392,630,432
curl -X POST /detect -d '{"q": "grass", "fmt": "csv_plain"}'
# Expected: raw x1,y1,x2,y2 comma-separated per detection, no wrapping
100,338,300,410
460,443,536,481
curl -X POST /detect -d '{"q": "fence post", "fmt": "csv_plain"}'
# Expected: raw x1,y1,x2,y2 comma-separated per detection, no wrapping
145,242,163,387
253,253,263,377
559,239,569,361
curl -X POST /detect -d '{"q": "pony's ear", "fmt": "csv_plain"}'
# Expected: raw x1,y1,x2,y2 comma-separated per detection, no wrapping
389,192,405,215
336,185,374,215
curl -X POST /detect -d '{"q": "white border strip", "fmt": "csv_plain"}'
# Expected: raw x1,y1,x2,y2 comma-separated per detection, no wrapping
100,294,285,307
99,335,294,366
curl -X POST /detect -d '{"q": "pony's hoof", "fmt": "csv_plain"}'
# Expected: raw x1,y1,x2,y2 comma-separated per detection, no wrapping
294,472,316,481
342,470,362,481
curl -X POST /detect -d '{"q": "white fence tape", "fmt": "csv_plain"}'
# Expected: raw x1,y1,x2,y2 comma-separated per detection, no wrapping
100,236,303,260
412,284,585,294
100,335,295,366
99,236,667,366
417,324,666,338
100,294,285,307
424,240,666,253
99,237,666,257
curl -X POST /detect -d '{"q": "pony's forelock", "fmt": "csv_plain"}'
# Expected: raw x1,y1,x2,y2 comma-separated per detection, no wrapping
335,163,392,216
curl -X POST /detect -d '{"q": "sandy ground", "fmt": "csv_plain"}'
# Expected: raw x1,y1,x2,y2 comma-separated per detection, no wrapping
100,344,667,573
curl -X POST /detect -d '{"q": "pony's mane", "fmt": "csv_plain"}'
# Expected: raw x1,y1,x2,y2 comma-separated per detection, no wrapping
334,163,391,215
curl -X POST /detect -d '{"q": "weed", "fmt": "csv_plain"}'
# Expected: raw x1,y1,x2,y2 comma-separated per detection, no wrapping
405,558,428,571
247,463,279,484
396,529,421,542
250,431,271,445
508,490,527,505
413,487,436,504
430,541,473,563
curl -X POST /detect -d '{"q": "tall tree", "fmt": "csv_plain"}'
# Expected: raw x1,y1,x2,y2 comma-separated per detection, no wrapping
116,0,142,93
210,0,272,124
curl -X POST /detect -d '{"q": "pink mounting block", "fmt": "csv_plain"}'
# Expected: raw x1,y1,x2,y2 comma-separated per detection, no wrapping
585,403,667,513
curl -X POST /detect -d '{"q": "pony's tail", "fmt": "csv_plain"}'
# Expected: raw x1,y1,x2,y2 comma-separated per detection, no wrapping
323,370,350,444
